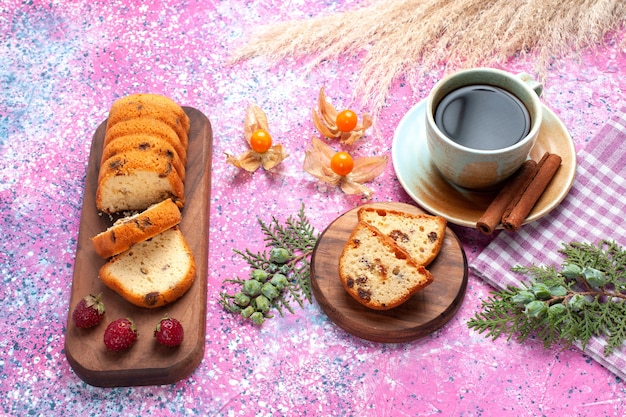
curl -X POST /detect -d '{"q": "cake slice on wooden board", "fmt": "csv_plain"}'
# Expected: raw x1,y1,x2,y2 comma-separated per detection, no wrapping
96,150,185,213
339,221,434,310
91,198,182,259
99,226,196,309
106,94,190,146
357,206,446,266
103,117,187,164
108,93,190,137
101,133,186,182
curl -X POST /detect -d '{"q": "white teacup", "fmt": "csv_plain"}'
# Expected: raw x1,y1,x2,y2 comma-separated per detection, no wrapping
425,68,543,190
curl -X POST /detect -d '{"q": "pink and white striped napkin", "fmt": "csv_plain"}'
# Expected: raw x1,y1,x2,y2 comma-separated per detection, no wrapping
470,107,626,380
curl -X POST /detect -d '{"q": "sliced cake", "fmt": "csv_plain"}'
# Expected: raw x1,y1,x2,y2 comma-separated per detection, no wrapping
99,227,196,309
106,94,190,145
109,93,190,136
96,150,185,213
101,133,186,182
339,221,434,310
358,206,446,266
103,117,187,164
91,198,182,259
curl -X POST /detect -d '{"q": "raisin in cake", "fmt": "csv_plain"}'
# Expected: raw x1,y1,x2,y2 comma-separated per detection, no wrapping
358,207,446,266
339,221,433,310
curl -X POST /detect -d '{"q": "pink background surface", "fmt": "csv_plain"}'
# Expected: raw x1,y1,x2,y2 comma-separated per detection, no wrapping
1,0,625,415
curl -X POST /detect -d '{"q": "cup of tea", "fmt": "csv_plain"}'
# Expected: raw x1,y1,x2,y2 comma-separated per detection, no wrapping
425,68,543,190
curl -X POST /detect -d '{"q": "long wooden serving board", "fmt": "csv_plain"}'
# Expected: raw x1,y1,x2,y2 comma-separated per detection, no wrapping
311,202,468,343
65,107,212,387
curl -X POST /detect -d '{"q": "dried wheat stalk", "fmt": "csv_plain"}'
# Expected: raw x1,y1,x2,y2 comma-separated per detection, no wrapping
231,0,626,115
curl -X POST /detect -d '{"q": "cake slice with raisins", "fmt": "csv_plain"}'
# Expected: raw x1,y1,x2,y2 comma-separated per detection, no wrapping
99,226,196,309
91,198,182,259
357,207,446,266
338,222,433,310
96,150,185,214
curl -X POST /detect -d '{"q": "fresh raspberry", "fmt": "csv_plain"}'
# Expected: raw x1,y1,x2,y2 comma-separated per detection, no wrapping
103,318,137,351
154,315,184,347
72,293,106,328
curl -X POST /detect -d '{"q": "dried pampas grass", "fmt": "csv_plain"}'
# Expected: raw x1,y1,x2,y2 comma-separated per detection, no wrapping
232,0,626,114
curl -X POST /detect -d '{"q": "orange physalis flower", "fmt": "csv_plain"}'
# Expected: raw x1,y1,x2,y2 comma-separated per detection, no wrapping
302,137,388,199
226,104,289,172
311,87,373,145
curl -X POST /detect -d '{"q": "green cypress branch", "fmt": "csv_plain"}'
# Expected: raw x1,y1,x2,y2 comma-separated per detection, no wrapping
219,204,319,325
468,240,626,356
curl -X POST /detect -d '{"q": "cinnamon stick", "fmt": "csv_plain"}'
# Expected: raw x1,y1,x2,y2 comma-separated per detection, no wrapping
476,160,538,235
502,152,562,232
500,152,551,221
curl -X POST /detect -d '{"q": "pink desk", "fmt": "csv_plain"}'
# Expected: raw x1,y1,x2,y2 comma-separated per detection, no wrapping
2,1,625,415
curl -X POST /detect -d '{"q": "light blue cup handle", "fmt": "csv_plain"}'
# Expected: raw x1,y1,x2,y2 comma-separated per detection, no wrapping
517,72,543,97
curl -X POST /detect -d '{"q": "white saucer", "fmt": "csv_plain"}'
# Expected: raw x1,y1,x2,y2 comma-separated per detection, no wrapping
391,99,577,228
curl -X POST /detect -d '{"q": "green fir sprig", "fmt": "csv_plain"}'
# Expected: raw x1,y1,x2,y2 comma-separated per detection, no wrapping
219,204,319,325
468,240,626,356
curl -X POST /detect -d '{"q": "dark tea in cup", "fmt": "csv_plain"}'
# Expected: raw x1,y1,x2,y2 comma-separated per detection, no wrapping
425,68,543,189
434,85,530,151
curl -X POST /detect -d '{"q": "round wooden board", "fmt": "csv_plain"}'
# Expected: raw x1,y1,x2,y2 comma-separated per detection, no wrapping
310,202,468,343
